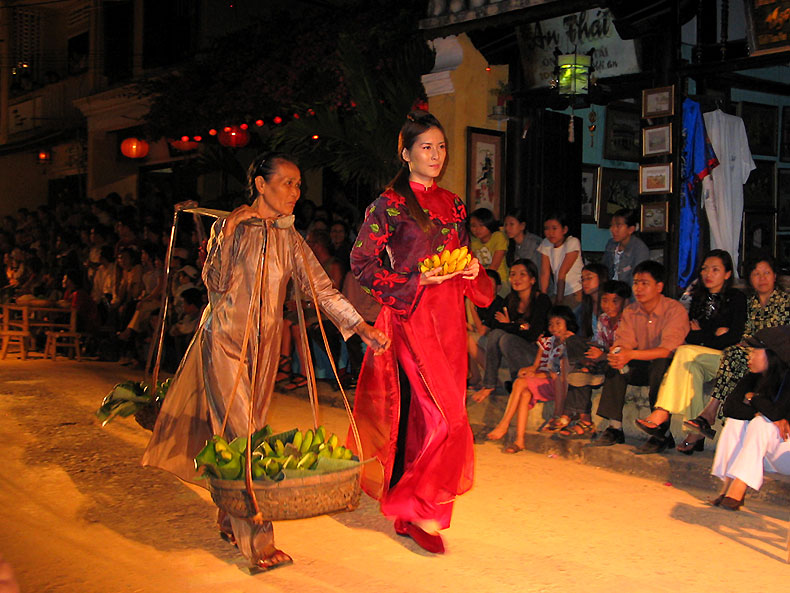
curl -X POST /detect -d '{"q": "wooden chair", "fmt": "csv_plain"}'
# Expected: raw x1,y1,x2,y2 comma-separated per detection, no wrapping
44,308,81,360
0,304,30,360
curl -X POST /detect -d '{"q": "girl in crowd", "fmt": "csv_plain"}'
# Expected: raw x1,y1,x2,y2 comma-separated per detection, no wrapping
576,262,608,339
602,208,649,286
472,259,551,403
503,209,542,272
486,305,578,450
469,207,509,295
683,255,790,444
559,280,631,439
538,212,584,307
710,326,790,510
635,250,747,453
350,111,493,554
143,153,388,572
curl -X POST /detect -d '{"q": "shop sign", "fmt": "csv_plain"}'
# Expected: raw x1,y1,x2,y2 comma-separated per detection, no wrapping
519,8,639,89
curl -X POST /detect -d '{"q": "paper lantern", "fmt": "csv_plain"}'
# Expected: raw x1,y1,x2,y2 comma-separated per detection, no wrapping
217,126,249,148
37,149,51,164
120,137,149,158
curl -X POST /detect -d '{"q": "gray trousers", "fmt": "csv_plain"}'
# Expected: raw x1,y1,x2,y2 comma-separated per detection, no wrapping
481,329,538,389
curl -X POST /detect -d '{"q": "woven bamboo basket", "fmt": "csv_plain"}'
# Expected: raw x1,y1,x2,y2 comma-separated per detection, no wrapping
133,400,161,431
208,462,365,521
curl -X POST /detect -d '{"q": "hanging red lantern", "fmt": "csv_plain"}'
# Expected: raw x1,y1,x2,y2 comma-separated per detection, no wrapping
217,125,250,148
37,149,51,164
169,138,199,152
120,137,149,159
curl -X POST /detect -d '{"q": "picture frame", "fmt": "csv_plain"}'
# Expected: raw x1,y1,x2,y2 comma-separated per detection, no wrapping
781,106,790,163
744,159,776,211
640,201,669,233
742,211,776,266
642,123,672,157
466,127,505,220
738,101,779,157
778,168,790,230
597,168,639,229
642,85,675,119
639,163,673,194
603,103,641,162
580,164,600,224
744,0,790,57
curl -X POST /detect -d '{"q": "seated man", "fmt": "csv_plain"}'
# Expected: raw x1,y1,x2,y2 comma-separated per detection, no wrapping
592,260,690,452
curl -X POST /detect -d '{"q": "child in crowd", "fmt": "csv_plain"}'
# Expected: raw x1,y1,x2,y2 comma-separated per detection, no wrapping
469,207,509,296
485,305,578,451
467,269,505,389
576,262,608,339
559,280,631,439
602,208,649,286
537,212,584,307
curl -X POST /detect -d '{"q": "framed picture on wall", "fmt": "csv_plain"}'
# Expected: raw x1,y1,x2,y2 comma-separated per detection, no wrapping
642,86,675,118
639,163,673,194
738,102,779,157
641,201,669,233
642,123,672,157
603,103,641,162
597,168,639,229
744,159,776,211
581,164,600,224
466,127,505,220
742,211,776,266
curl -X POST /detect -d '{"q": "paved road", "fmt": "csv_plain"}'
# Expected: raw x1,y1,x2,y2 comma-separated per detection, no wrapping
0,359,788,593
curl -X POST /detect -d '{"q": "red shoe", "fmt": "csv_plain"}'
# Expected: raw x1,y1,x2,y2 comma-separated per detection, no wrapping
394,519,445,554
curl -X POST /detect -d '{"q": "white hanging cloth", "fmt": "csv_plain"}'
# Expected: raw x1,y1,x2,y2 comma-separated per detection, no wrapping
702,109,756,277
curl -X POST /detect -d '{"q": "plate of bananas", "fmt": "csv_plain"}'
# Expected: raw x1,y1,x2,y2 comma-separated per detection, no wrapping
417,246,473,277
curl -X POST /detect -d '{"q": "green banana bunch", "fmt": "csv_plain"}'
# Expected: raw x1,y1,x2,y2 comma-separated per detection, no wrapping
195,424,359,481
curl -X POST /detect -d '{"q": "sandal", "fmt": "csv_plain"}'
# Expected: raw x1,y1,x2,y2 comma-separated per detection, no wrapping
282,374,307,391
275,354,292,383
251,549,293,573
557,419,596,439
683,416,716,440
219,530,237,547
504,443,524,454
540,416,570,433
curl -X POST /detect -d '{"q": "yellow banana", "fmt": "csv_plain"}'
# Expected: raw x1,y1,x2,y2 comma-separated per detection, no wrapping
440,249,450,264
431,254,441,269
457,246,468,260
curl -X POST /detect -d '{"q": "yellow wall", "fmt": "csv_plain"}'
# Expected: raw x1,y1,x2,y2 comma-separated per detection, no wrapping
430,33,507,205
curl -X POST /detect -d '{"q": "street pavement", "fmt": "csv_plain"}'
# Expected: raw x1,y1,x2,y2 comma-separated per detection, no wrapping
0,359,788,593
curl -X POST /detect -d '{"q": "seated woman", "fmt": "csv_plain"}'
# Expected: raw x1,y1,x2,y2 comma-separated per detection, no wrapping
710,326,790,510
682,255,790,444
635,250,747,454
485,305,578,451
575,262,608,341
471,259,551,402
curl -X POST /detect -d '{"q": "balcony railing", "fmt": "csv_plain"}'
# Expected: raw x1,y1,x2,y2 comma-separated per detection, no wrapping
6,74,89,142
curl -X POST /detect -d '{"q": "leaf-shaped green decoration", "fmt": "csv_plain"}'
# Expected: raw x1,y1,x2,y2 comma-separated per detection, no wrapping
436,245,445,253
386,208,400,217
355,240,363,247
370,223,380,232
441,228,450,235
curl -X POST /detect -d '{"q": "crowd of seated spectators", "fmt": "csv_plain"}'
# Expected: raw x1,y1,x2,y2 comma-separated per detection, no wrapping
465,206,790,509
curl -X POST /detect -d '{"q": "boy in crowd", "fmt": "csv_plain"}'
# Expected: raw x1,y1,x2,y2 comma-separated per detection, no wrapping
602,208,650,287
592,261,690,452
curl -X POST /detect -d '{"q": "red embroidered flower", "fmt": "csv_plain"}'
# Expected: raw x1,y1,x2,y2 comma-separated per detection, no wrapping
387,193,406,208
372,269,407,288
